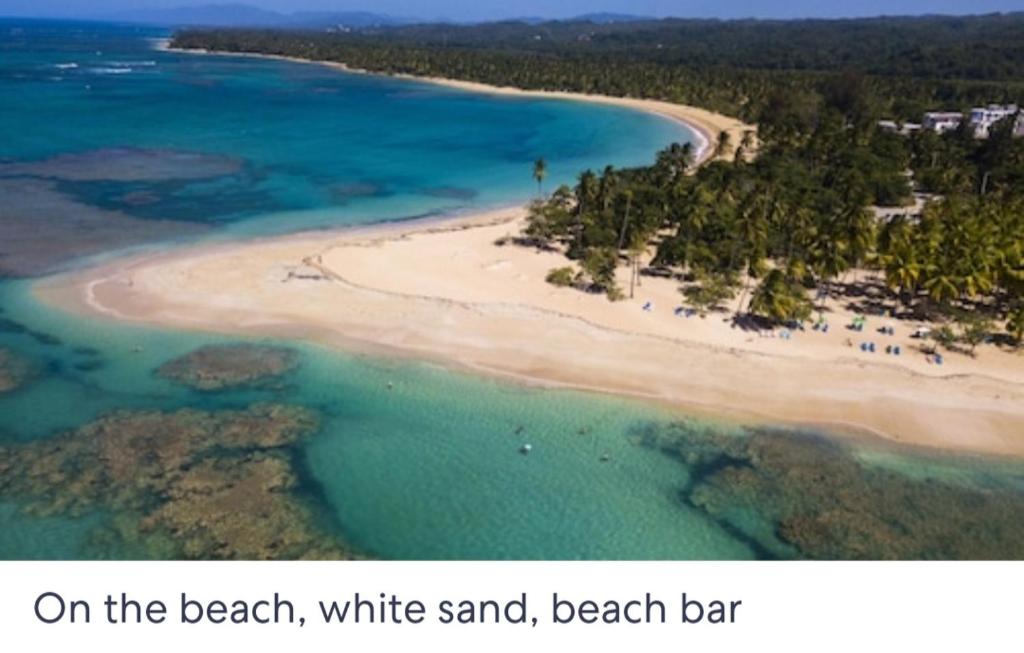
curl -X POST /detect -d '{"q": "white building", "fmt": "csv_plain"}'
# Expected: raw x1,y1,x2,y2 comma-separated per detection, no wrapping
922,112,963,134
969,104,1019,138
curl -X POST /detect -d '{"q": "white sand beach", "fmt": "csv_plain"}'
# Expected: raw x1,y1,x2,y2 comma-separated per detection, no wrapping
38,208,1024,458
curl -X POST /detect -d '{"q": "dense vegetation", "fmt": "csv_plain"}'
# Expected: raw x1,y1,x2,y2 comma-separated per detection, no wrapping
522,115,1023,349
173,15,1024,349
173,14,1024,125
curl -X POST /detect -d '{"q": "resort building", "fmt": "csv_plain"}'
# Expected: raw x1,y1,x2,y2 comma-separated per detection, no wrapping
877,120,921,135
888,105,1023,139
969,104,1019,138
922,112,963,134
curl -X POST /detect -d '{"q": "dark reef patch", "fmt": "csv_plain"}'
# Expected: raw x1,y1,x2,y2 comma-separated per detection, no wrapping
0,404,352,560
55,175,283,225
29,330,62,346
0,347,35,394
638,421,1024,560
0,178,206,277
156,344,300,391
0,317,28,335
329,182,389,204
421,185,479,201
0,148,244,182
72,360,105,372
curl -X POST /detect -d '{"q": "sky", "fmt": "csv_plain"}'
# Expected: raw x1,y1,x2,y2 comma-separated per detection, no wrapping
1,0,1022,22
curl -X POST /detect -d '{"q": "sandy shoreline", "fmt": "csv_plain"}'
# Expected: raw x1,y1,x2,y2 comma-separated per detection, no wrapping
157,41,755,163
37,209,1024,459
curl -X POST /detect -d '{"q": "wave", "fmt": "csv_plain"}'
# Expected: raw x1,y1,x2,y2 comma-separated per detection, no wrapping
107,60,157,67
89,67,133,75
53,63,78,70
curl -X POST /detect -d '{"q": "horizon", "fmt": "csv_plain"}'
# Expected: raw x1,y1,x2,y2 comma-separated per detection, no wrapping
2,0,1023,23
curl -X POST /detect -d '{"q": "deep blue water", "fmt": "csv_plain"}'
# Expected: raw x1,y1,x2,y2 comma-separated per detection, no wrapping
0,19,686,241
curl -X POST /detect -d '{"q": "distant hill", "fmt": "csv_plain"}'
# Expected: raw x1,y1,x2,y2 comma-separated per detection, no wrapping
506,13,652,26
96,3,653,29
102,3,407,28
571,13,653,24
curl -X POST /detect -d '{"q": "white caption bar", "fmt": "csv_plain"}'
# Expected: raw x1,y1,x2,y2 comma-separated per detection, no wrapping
0,562,1019,652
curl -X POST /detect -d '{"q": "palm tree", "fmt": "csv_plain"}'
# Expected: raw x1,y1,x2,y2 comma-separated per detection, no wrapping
655,142,696,182
680,142,695,170
599,165,618,211
714,130,732,160
616,189,634,252
533,158,548,198
878,223,922,314
736,129,756,161
1008,304,1024,346
749,269,813,323
734,190,771,315
575,170,598,215
627,232,647,299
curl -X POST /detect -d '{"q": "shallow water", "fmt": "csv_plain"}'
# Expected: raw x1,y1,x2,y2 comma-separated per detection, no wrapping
1,20,1023,560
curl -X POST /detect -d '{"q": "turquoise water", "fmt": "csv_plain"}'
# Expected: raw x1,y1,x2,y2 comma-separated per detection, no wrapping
2,20,1024,560
0,279,755,559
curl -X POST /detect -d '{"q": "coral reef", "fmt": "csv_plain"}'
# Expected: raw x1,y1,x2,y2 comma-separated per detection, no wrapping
0,404,351,559
640,422,1024,560
0,347,34,394
156,344,299,391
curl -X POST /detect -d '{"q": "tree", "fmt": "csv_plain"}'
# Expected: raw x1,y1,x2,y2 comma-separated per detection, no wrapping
627,231,646,299
545,266,577,287
682,273,737,316
580,247,620,300
616,189,635,251
1008,304,1024,346
655,142,696,182
955,312,994,356
736,130,756,161
533,158,548,197
523,192,570,247
749,269,813,323
930,325,958,351
877,217,922,314
714,130,732,160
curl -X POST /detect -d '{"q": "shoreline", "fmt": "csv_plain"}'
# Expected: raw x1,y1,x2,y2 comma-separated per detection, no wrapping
37,209,1024,460
156,40,757,164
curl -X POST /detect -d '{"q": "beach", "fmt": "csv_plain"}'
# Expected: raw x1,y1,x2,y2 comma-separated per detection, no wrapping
159,41,753,163
37,208,1024,458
